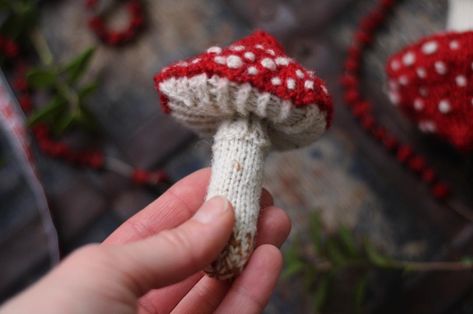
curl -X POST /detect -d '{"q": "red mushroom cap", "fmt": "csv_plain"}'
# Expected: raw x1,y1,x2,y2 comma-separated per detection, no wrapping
386,31,473,150
153,31,332,150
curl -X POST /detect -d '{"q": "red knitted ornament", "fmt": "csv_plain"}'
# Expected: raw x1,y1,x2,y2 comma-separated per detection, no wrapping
154,31,333,125
386,31,473,150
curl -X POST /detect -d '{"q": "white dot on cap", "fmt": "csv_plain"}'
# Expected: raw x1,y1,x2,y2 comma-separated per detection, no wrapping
416,67,427,78
207,46,222,54
438,99,451,113
419,121,436,133
176,61,188,67
255,44,264,49
261,58,276,71
244,51,255,61
389,80,399,90
295,69,304,79
230,45,245,51
247,66,258,75
449,40,460,50
321,85,328,95
304,80,314,90
414,98,424,111
191,58,201,64
275,57,290,66
456,75,467,87
422,41,438,54
266,49,276,56
226,55,243,68
399,75,409,85
391,60,401,71
435,61,447,75
271,77,282,86
286,78,296,89
388,91,400,105
402,52,416,66
213,56,226,65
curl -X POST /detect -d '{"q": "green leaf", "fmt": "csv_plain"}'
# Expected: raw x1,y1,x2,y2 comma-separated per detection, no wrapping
309,211,324,253
282,260,304,280
461,256,473,267
354,276,368,313
313,274,332,312
63,47,96,83
326,238,347,267
365,242,392,268
338,226,359,258
53,112,76,134
27,68,56,88
78,81,99,100
27,96,65,126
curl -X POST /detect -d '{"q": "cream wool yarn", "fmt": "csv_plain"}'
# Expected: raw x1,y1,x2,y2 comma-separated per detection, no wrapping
154,31,333,279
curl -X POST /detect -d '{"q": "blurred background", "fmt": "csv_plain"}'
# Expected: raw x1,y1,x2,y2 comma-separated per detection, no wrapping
1,0,473,313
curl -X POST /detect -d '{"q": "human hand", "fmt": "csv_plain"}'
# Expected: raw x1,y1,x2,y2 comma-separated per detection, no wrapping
0,168,291,314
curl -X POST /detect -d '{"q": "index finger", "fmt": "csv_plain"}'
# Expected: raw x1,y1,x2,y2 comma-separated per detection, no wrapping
104,168,211,244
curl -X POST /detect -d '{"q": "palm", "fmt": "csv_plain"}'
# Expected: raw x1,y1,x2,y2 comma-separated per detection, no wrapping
104,168,291,314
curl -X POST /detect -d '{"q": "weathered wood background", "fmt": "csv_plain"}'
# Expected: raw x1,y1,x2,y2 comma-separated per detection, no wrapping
1,0,473,313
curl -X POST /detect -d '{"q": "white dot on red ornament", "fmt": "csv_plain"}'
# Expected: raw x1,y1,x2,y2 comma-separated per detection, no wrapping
207,46,222,54
388,91,400,105
247,66,258,75
399,75,409,85
321,85,328,95
230,45,245,51
456,75,467,87
391,60,401,71
266,49,276,56
271,77,282,86
226,55,243,68
286,78,296,89
275,57,290,66
214,56,226,65
422,41,438,54
449,40,460,50
295,69,304,79
438,99,451,113
435,61,447,75
255,44,264,50
244,52,255,61
191,58,201,64
261,58,276,70
389,80,399,90
419,120,436,133
416,67,427,78
414,98,424,110
403,52,416,66
304,80,314,90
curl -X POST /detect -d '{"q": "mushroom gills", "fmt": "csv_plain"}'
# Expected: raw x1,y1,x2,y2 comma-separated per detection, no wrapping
205,117,270,279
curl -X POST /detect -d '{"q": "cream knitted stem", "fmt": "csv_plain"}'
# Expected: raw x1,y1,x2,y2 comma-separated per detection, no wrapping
447,0,473,31
205,117,270,279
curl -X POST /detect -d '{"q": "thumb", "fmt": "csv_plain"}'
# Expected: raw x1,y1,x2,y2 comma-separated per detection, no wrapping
103,196,234,295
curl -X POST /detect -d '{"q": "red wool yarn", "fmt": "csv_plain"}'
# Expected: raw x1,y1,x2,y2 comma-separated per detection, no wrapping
85,0,144,46
155,31,333,124
386,31,473,151
341,0,451,200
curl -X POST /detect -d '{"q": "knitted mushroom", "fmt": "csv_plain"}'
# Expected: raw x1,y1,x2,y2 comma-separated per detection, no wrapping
154,31,332,279
386,0,473,150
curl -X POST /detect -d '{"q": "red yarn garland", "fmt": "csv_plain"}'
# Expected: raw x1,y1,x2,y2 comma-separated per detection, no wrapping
0,37,168,188
85,0,144,46
341,0,450,200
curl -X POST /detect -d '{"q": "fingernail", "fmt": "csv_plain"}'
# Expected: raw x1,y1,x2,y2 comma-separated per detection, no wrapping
193,196,230,224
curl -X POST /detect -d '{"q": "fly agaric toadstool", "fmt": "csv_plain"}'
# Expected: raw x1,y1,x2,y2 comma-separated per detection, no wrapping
154,31,332,279
386,0,473,150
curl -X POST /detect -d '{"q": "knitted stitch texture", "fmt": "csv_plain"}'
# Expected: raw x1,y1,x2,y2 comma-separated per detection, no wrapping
205,118,269,279
386,31,473,150
154,31,332,279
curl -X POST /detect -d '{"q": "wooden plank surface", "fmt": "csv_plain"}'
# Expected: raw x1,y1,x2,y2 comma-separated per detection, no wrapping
1,0,473,312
